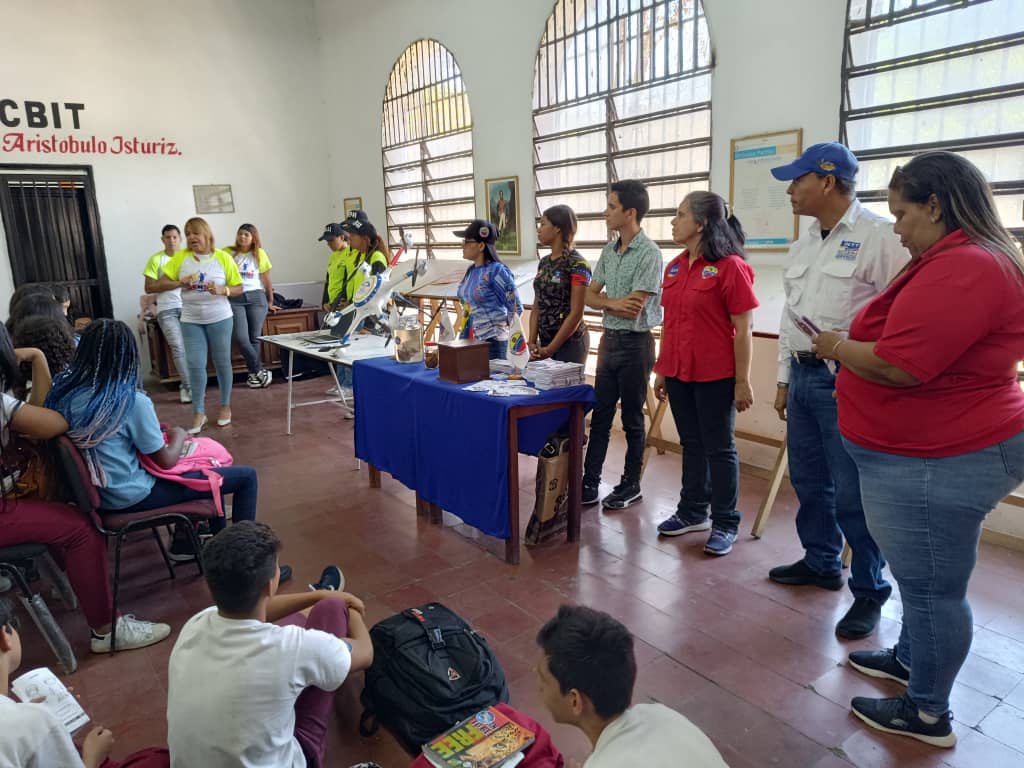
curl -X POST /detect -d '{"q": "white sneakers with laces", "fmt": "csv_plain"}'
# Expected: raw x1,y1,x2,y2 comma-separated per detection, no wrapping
90,614,171,654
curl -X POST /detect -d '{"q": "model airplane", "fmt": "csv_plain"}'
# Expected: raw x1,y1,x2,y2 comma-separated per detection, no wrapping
323,251,426,346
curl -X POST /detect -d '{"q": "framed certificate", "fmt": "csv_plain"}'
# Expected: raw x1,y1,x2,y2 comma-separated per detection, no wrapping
729,129,802,251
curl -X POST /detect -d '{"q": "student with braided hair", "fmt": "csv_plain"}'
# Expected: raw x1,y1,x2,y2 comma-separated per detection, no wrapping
45,319,274,569
0,322,170,653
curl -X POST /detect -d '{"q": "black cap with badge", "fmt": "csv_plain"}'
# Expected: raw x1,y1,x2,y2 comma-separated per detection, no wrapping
318,222,346,242
453,219,499,262
340,209,377,241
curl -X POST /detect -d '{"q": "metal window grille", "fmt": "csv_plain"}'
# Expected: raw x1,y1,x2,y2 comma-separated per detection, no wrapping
381,39,475,260
841,0,1024,239
532,0,713,263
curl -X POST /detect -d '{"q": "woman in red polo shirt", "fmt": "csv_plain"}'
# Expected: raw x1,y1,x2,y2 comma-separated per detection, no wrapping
653,191,758,556
814,152,1024,748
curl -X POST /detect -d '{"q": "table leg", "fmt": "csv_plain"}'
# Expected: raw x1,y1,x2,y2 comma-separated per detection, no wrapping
368,464,381,489
286,349,295,435
505,411,521,565
567,402,584,543
415,493,427,518
428,502,443,525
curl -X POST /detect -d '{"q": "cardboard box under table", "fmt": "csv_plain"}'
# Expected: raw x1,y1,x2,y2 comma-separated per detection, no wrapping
353,356,595,563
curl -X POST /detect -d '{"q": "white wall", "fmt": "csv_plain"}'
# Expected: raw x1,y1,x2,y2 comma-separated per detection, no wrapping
0,0,330,328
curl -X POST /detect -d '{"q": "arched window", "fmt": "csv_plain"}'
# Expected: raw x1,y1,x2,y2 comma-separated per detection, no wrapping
382,40,475,259
841,0,1024,238
532,0,713,261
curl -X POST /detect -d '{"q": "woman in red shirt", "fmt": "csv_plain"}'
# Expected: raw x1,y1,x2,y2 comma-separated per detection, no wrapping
814,152,1024,748
653,192,758,556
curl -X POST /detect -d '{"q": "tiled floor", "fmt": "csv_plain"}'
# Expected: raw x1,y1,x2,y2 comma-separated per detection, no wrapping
16,376,1024,767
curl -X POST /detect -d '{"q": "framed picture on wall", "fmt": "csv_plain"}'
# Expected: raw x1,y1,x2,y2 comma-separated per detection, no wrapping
193,184,234,214
729,129,803,251
484,175,519,256
343,197,363,217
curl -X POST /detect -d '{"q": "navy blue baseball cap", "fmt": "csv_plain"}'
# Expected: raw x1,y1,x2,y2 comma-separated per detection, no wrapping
454,219,498,260
770,142,859,182
318,222,346,241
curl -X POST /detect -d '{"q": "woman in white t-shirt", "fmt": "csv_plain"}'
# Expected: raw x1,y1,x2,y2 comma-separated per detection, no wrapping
154,217,243,434
143,224,192,403
226,223,278,389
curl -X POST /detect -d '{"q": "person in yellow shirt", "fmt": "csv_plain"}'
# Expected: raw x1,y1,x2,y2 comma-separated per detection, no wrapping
226,223,277,389
152,217,243,433
143,224,192,403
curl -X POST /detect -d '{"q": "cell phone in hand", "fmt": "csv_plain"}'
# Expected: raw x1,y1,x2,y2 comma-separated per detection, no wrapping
787,307,821,337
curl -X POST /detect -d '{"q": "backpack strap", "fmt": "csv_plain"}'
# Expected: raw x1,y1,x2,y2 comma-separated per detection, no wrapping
405,606,446,650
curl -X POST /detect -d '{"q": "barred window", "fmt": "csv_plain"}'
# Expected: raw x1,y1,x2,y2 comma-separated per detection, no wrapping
841,0,1024,238
382,39,475,260
532,0,713,263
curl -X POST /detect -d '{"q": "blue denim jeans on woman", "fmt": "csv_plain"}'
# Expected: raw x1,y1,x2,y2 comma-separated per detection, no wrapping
843,430,1024,714
787,360,891,601
180,317,234,414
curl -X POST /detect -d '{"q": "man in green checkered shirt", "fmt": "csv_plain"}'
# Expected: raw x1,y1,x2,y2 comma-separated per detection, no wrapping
582,179,664,509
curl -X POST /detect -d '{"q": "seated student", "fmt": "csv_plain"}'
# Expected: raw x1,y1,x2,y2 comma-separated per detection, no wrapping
0,324,169,653
535,605,727,768
13,313,77,380
6,292,64,337
167,521,372,768
44,319,265,565
0,598,170,767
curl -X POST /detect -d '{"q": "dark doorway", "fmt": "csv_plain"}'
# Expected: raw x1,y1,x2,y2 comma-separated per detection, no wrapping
0,165,113,319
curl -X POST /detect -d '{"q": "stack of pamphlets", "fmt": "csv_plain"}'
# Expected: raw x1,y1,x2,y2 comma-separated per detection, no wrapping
421,706,535,768
524,359,585,390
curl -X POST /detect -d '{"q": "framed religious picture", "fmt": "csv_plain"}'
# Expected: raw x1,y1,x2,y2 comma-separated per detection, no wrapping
192,184,234,214
484,176,520,256
343,197,363,217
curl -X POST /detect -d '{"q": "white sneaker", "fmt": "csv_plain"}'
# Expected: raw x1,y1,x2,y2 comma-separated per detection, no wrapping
246,373,261,388
258,369,273,388
90,615,171,653
344,408,355,420
179,387,192,404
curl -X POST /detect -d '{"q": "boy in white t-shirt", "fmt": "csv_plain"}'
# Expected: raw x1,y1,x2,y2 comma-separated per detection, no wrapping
0,598,169,768
166,521,372,768
535,605,728,768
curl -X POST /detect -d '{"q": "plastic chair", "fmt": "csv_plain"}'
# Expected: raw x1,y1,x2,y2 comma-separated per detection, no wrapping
53,436,219,653
0,543,79,673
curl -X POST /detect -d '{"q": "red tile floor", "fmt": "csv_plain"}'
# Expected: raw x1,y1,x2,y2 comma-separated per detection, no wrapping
16,376,1024,767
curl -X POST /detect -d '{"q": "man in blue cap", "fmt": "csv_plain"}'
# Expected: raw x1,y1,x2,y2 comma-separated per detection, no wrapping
767,142,908,639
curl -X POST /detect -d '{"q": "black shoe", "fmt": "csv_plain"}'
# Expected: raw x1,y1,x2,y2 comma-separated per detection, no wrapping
167,526,198,563
602,478,642,510
309,565,345,592
848,646,909,685
279,565,293,583
850,694,955,748
836,596,883,639
768,560,843,590
582,481,600,506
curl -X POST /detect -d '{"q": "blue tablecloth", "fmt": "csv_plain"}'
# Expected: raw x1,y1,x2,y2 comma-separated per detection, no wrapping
353,357,595,539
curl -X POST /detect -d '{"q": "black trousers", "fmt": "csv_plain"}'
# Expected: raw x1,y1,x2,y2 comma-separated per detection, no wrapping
583,330,655,485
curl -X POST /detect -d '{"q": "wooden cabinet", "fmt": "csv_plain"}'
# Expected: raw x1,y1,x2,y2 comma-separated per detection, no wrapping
146,306,319,383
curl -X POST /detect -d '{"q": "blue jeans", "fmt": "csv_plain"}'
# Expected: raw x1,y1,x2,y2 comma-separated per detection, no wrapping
665,376,740,533
230,290,268,374
181,317,234,415
843,431,1024,714
157,308,190,392
121,465,258,533
786,360,890,601
584,330,655,485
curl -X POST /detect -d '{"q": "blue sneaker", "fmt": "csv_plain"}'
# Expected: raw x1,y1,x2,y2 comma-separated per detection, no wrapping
657,514,711,537
704,528,737,556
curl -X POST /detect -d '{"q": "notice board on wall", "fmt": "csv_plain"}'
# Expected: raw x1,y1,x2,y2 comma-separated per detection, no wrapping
729,129,802,251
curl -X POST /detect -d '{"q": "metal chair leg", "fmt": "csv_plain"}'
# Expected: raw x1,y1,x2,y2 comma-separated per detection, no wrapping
19,592,78,674
36,551,79,610
152,528,176,579
110,535,124,654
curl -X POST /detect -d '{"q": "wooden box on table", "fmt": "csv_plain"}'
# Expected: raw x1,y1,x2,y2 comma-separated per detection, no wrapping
438,340,490,384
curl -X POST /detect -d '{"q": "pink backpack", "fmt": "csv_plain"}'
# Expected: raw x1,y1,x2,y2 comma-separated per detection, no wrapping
138,428,234,517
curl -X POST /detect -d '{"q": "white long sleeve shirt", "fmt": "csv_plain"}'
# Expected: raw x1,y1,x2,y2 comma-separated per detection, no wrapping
777,198,909,384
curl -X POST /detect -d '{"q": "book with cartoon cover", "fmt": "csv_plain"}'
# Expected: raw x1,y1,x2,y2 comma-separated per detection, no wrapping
421,706,535,768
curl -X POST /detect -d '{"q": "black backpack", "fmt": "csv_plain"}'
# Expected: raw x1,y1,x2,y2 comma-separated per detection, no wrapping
358,602,510,753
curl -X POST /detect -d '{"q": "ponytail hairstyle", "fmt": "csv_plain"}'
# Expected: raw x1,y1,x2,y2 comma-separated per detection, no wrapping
542,205,578,252
45,319,140,486
234,223,262,255
684,191,747,263
889,151,1023,278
